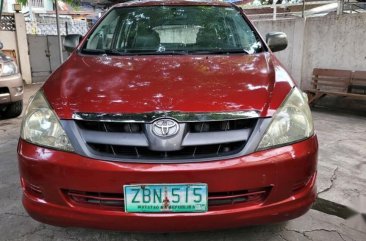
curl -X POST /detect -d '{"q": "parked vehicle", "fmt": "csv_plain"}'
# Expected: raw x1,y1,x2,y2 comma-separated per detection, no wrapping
0,41,23,118
18,0,317,231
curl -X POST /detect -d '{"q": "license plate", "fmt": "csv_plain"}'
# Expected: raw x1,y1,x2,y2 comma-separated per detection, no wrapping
124,184,208,213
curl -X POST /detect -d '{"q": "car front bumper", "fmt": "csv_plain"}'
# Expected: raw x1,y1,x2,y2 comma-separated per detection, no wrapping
0,73,23,104
18,135,318,232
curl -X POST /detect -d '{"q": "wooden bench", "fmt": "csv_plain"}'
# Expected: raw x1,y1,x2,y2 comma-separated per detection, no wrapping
349,71,366,95
305,68,366,105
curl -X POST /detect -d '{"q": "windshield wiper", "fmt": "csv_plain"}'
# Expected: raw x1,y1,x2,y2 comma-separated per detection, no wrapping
84,49,189,56
104,49,120,55
155,50,189,55
187,49,250,55
81,48,250,56
81,49,126,56
119,49,188,55
119,49,249,55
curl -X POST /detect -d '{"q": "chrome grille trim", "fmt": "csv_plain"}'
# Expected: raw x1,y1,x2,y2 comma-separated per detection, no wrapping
78,126,250,148
82,130,149,147
72,110,260,123
61,113,272,163
182,129,250,146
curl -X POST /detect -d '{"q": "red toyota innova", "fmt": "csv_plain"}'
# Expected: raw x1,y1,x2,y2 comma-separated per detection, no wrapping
18,0,317,231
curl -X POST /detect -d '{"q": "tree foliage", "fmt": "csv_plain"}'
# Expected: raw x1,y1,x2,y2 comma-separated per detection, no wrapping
16,0,78,6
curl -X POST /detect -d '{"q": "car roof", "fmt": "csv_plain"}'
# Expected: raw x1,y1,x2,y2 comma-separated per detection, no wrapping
114,0,233,8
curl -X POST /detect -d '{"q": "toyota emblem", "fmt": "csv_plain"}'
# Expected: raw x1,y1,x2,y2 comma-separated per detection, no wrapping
152,119,179,137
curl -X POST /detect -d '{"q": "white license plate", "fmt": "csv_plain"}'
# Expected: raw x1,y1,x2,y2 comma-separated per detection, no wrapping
124,183,208,213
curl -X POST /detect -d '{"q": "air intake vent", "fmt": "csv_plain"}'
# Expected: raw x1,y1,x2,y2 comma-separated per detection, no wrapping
63,187,270,211
88,141,245,160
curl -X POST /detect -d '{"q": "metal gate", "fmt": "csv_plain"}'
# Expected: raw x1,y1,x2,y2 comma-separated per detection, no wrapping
27,35,68,83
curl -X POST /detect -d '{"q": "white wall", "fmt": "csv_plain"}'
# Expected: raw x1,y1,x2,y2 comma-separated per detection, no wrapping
301,14,366,89
2,0,15,13
254,18,305,85
4,0,54,13
14,13,32,84
253,13,366,89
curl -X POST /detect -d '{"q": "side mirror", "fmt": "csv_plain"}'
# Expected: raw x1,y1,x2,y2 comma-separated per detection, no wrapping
64,34,83,53
266,32,287,52
0,41,3,50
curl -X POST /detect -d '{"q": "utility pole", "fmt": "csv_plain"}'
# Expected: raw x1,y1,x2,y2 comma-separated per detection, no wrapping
29,0,33,21
337,0,344,15
55,0,63,63
0,0,4,21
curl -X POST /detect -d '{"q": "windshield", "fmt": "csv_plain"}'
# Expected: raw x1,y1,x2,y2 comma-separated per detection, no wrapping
82,6,263,55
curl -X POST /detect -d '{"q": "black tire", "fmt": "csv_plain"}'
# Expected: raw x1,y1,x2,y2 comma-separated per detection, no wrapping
2,100,23,118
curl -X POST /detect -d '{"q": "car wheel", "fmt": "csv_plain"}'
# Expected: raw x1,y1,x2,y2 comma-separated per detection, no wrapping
2,100,23,118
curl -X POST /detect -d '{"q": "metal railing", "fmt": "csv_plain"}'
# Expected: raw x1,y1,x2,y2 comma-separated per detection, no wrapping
343,0,366,13
0,13,16,31
30,0,44,8
242,1,365,20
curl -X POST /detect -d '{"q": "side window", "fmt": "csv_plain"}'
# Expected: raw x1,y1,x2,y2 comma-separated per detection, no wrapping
86,11,119,50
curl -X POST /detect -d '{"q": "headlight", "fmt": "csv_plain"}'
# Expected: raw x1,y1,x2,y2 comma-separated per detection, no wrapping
0,61,18,77
257,87,314,150
20,91,74,152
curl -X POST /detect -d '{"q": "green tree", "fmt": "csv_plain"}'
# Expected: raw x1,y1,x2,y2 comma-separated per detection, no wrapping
16,0,78,6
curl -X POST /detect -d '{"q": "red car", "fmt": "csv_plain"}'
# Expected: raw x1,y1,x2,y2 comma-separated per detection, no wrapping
18,0,317,231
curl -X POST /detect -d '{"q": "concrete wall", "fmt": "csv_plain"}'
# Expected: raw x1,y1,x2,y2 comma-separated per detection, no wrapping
253,13,366,89
254,18,305,85
301,14,366,89
14,13,32,84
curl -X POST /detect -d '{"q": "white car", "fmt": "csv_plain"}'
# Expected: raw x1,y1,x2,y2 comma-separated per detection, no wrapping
0,41,23,118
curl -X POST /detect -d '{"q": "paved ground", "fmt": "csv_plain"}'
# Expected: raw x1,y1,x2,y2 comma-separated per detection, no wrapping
0,84,365,241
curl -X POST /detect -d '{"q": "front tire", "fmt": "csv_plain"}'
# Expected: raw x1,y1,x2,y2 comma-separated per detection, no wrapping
1,100,23,118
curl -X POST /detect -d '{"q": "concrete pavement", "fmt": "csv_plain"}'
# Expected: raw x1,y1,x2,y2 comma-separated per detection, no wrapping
0,85,365,240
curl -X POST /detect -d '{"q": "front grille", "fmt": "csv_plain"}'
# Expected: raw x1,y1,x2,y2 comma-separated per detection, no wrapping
187,119,256,133
64,190,124,210
208,187,270,209
77,121,143,133
0,87,10,94
63,187,270,211
73,118,257,161
88,141,245,159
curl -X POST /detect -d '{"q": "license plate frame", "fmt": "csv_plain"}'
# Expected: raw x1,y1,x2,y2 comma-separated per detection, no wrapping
123,183,208,213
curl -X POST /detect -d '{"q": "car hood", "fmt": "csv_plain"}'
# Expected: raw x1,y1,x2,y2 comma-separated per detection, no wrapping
43,52,294,119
